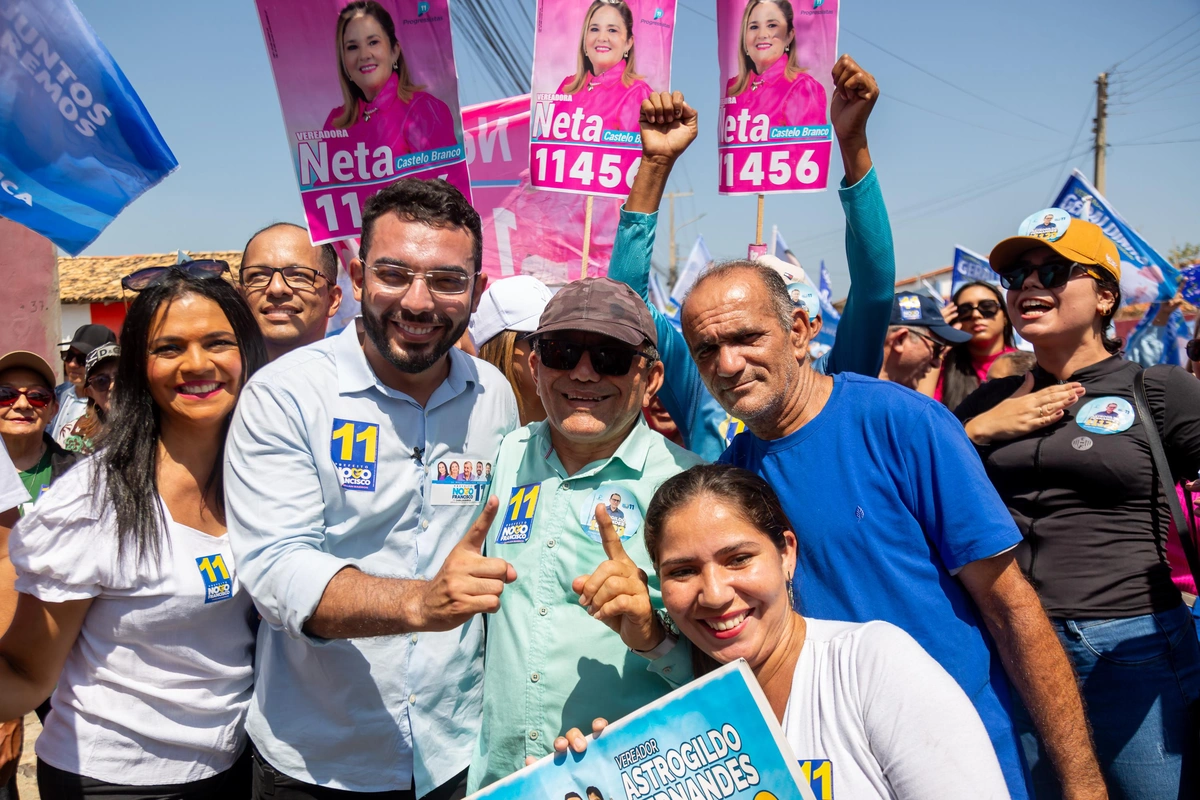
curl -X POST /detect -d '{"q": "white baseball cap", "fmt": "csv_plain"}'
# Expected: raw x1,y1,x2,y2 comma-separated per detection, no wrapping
469,275,554,347
754,253,811,286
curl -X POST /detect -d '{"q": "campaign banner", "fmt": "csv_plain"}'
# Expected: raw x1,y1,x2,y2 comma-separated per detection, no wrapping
529,0,677,197
1052,168,1181,306
255,0,471,244
468,659,818,800
463,94,620,283
670,234,713,312
0,0,177,255
951,245,1000,295
716,0,839,196
1181,263,1200,307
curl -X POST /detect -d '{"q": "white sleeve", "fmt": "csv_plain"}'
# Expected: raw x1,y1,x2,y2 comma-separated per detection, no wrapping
0,439,30,512
9,460,126,601
854,621,1011,800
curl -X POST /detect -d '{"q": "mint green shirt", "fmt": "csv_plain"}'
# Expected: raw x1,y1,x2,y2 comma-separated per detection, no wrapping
467,417,704,791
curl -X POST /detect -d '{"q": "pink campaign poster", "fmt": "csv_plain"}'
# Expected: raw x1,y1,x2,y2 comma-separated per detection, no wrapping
716,0,839,196
255,0,471,244
463,95,620,283
529,0,677,198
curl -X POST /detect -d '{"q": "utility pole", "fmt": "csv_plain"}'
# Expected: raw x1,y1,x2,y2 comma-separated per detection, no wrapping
665,190,692,286
1093,72,1108,194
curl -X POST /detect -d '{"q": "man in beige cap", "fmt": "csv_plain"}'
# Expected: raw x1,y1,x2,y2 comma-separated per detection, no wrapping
466,277,703,792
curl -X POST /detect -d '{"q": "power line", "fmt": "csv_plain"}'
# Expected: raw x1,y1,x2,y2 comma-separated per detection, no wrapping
1118,118,1200,145
1045,94,1094,204
842,29,1063,135
883,95,1055,142
677,1,716,22
1111,9,1200,72
1110,24,1200,89
1113,49,1200,100
1111,138,1200,147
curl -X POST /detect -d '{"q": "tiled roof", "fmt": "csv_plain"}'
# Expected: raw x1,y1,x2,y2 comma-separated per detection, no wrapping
57,251,243,304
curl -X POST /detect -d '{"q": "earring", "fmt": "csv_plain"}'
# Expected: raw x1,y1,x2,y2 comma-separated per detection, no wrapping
392,62,398,71
786,574,795,608
785,45,791,53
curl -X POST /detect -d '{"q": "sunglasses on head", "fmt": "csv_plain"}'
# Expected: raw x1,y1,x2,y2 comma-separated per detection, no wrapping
536,338,655,376
86,374,114,392
955,299,1002,319
121,260,230,292
998,260,1102,291
0,386,54,408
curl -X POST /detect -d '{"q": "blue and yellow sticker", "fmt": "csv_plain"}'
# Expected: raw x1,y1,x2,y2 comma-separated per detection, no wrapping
798,760,833,799
195,554,232,604
1076,396,1135,435
579,484,643,543
497,483,541,544
331,418,379,491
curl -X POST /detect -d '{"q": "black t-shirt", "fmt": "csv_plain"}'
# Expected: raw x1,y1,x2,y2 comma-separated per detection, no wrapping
955,356,1200,618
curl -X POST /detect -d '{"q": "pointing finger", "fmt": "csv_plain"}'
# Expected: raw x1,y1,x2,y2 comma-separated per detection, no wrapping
459,497,499,553
595,504,631,563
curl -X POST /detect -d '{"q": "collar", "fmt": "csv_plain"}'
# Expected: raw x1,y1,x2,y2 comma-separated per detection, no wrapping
531,413,654,479
358,71,401,120
333,319,475,405
589,60,628,89
1031,354,1126,386
750,56,789,89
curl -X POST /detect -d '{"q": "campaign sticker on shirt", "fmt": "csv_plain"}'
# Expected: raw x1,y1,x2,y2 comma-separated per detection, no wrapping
787,281,820,321
195,554,233,604
897,293,921,321
579,484,643,544
496,483,541,544
1075,396,1135,435
330,418,379,492
430,455,492,505
798,760,833,799
720,414,746,446
1018,208,1072,242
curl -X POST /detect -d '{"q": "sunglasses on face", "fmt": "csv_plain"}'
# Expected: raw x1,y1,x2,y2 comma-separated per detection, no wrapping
0,386,54,408
61,349,86,365
86,374,114,393
907,328,946,359
537,338,654,376
1188,338,1200,363
998,260,1101,291
955,300,1002,319
121,260,230,292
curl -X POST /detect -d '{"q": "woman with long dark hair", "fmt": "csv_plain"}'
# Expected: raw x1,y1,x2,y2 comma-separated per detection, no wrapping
955,211,1200,798
934,280,1016,410
0,269,267,799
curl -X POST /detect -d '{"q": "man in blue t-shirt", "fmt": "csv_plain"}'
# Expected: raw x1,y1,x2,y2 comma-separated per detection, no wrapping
679,180,1105,800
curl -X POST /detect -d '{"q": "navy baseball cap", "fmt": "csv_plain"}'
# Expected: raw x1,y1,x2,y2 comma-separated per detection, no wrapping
890,293,972,344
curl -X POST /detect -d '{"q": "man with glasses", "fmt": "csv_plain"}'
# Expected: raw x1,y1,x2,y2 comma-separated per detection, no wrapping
239,222,343,361
50,324,115,445
466,278,702,792
879,292,971,390
225,179,519,800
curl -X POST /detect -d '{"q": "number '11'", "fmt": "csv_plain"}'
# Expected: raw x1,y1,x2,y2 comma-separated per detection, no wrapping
508,485,540,521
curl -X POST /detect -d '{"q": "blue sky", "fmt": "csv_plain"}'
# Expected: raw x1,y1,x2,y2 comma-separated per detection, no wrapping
73,0,1200,292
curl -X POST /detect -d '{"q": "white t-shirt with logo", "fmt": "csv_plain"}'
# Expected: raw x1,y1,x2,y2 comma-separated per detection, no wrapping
783,618,1010,800
8,459,255,785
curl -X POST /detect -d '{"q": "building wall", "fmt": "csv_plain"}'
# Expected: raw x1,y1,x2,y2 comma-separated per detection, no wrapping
60,304,92,345
0,218,62,379
61,302,128,345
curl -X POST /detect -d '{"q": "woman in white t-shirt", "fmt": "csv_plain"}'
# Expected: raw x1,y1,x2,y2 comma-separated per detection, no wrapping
0,267,268,799
561,463,1011,800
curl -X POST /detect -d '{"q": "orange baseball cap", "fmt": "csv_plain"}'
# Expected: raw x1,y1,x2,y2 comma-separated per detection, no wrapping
990,208,1121,281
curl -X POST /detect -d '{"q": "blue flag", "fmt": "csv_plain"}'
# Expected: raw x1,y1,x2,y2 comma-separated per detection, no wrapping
0,1,177,254
951,245,1000,295
817,260,841,327
1052,169,1179,306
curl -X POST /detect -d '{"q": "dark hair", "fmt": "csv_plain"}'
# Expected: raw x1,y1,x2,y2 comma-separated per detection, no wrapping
95,270,268,564
989,350,1037,378
242,222,339,284
360,178,482,274
644,464,796,676
585,788,604,800
565,794,583,800
1096,274,1124,355
685,261,794,332
939,281,1015,411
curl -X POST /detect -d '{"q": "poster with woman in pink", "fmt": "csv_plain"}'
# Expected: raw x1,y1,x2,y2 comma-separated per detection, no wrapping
255,0,471,243
716,0,839,195
530,0,677,197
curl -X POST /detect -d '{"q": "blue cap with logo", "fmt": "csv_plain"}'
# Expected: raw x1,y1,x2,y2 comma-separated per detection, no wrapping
890,293,972,344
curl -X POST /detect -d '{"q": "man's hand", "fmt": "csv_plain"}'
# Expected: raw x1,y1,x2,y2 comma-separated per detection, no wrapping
830,54,878,185
573,505,663,652
639,91,698,166
413,498,516,631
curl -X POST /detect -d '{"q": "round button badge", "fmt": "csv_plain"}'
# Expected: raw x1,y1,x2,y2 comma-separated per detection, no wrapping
1075,397,1135,435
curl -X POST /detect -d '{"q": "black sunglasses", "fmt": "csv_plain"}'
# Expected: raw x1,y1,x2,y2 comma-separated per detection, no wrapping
1187,339,1200,363
955,300,1002,319
61,349,86,365
121,260,230,292
998,260,1102,291
537,338,655,376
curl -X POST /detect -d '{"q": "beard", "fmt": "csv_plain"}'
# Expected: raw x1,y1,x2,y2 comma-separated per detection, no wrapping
361,303,468,375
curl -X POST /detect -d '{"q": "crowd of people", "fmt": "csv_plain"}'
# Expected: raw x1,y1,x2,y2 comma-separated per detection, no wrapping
0,53,1197,800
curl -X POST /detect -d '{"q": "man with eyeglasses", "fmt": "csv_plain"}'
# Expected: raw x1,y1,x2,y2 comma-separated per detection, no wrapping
239,222,344,361
225,179,519,800
50,324,115,446
879,292,971,390
466,278,702,792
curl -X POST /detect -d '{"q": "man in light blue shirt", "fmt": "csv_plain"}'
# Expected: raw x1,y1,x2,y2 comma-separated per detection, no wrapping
226,179,519,799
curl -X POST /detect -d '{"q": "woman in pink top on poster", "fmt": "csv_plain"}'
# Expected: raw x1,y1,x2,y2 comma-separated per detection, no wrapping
324,1,457,155
554,0,653,134
725,0,827,128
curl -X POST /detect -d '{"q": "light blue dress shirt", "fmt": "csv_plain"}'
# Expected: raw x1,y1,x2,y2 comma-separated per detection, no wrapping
225,323,518,793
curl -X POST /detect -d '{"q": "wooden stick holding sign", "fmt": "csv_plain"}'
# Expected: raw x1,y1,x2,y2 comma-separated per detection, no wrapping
756,193,765,245
581,195,595,279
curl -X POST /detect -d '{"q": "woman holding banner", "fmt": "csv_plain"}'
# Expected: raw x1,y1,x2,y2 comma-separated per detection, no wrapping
325,0,457,155
724,0,827,129
554,0,654,133
558,465,1011,799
